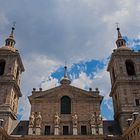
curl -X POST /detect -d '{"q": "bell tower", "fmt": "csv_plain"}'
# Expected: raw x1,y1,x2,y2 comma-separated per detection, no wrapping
107,27,140,132
0,26,24,133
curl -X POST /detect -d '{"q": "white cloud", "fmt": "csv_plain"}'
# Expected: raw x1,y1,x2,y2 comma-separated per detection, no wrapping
41,76,59,90
71,72,92,89
92,66,111,99
21,53,61,94
102,9,129,25
71,61,111,99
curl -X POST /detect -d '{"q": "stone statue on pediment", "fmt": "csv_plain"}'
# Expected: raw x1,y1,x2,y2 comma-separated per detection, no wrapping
54,112,60,126
72,114,78,126
29,112,35,127
97,113,103,125
90,114,96,126
36,112,42,127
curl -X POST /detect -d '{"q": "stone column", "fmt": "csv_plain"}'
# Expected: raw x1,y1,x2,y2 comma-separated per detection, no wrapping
54,125,60,135
73,125,78,135
98,124,103,135
36,127,41,135
28,127,33,135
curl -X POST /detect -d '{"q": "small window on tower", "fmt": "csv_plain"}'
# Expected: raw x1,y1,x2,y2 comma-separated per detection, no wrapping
0,60,5,76
135,99,140,106
125,60,136,76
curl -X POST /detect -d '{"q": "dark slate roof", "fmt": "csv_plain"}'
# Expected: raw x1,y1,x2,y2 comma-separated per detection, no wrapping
11,120,29,135
103,120,122,136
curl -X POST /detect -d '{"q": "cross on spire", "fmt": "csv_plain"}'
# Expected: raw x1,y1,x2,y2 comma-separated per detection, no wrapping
10,22,16,38
64,61,68,78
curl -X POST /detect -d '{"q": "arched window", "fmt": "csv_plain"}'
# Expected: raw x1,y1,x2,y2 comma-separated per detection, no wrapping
125,60,136,76
0,60,5,76
61,96,71,114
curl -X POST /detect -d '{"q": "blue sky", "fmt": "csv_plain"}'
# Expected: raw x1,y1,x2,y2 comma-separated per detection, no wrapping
0,0,140,120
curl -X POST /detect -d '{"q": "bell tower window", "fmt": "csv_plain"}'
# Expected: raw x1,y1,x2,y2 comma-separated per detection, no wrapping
0,60,5,76
61,96,71,114
125,60,136,76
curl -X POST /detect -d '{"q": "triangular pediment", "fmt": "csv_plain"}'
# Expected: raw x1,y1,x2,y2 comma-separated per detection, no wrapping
29,84,103,101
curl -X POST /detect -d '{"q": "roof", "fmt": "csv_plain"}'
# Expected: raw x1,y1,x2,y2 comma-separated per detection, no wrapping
11,120,29,135
103,120,122,136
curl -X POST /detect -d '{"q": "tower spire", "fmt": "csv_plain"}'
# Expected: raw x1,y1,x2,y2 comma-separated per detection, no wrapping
115,25,126,48
60,64,71,85
5,22,16,47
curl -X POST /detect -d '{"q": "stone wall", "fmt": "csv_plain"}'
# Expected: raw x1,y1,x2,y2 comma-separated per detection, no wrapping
29,85,103,135
0,127,8,140
8,135,122,140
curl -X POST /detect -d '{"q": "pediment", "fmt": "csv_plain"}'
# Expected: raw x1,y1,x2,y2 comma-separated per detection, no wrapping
29,84,102,101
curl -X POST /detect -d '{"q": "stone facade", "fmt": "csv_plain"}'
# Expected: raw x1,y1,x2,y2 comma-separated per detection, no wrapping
0,26,140,140
28,78,103,136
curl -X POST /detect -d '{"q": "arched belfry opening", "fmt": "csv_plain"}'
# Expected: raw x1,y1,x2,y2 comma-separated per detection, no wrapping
61,96,71,114
125,60,136,76
0,60,6,76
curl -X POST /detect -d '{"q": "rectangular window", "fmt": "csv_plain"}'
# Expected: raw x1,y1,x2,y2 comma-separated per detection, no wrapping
63,126,69,135
81,125,87,135
135,99,140,106
33,130,35,134
44,126,51,135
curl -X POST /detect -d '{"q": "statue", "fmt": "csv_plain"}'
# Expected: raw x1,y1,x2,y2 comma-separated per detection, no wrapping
72,114,78,126
29,112,35,127
97,113,102,125
97,113,103,135
36,112,42,127
54,112,60,125
90,114,96,126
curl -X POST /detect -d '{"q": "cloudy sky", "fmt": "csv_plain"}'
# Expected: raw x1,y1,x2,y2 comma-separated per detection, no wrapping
0,0,140,120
